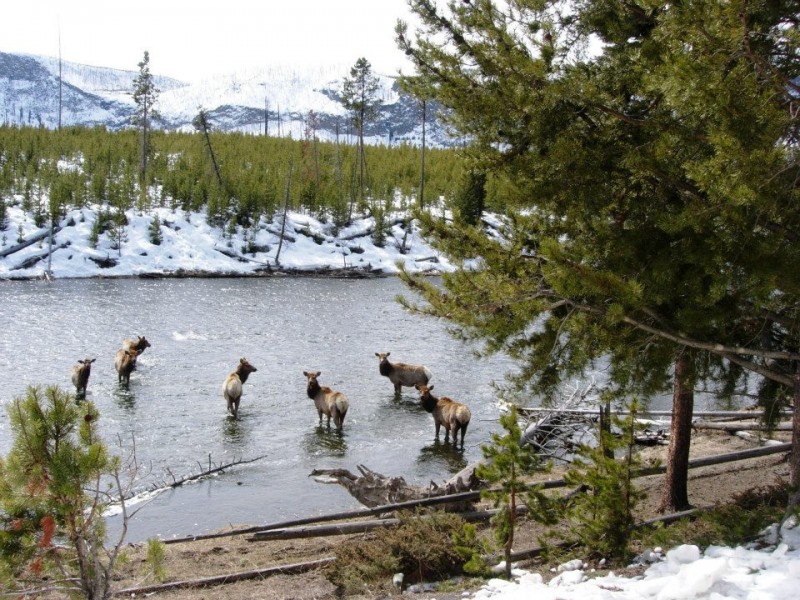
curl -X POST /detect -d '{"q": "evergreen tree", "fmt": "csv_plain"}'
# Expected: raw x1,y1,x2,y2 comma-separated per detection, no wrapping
564,401,644,560
397,1,800,506
341,57,381,221
148,213,163,245
0,386,127,599
131,51,160,190
477,407,555,579
454,170,486,226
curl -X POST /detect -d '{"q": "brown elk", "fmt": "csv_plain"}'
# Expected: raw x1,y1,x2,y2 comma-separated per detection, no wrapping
114,348,140,385
303,371,349,432
123,336,151,370
415,384,471,448
375,352,432,395
71,358,96,397
123,335,151,354
222,358,258,419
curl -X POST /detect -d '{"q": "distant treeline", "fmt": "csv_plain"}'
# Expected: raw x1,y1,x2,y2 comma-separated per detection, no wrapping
0,125,511,232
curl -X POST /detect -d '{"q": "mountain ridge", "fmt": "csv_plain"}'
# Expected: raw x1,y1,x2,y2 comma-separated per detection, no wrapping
0,51,453,146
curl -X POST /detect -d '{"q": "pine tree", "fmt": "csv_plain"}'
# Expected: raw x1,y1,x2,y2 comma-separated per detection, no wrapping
148,213,163,245
397,0,800,506
0,386,127,599
454,170,486,226
341,57,381,222
131,51,160,192
564,401,644,561
477,407,555,578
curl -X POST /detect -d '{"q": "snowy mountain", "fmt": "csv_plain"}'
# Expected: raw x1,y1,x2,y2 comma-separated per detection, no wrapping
0,51,454,146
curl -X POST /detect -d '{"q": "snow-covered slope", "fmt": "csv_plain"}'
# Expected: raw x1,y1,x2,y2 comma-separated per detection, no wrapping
0,199,454,280
0,51,454,146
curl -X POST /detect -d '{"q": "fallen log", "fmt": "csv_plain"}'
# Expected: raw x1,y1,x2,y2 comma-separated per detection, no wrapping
693,421,793,432
518,408,789,419
0,226,62,258
214,245,273,266
11,241,70,270
248,507,526,542
112,557,334,596
310,463,480,509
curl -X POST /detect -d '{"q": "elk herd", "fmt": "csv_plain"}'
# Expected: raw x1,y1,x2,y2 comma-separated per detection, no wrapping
72,344,472,448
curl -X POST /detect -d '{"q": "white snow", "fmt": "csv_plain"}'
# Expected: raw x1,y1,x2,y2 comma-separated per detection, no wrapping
0,201,457,280
469,516,800,600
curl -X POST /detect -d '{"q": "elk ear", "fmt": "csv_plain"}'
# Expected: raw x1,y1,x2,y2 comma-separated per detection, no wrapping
316,371,322,377
303,371,309,377
90,358,96,364
386,352,391,357
429,385,434,391
375,352,380,357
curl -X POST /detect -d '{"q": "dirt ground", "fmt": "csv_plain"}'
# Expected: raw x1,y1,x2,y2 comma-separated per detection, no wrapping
53,428,800,599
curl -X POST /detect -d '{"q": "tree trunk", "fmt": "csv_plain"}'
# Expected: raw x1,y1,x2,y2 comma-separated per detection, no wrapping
658,354,695,512
791,361,800,488
420,99,426,210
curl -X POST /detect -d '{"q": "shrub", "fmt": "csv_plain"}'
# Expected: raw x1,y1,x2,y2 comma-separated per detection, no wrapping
326,510,481,595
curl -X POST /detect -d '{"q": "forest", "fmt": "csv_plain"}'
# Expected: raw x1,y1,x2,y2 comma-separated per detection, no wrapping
0,123,503,239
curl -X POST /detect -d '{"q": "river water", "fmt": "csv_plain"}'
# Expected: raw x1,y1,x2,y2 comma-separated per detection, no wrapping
0,276,525,542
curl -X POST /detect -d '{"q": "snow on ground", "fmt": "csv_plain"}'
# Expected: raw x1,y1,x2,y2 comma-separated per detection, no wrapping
0,202,457,280
469,516,800,600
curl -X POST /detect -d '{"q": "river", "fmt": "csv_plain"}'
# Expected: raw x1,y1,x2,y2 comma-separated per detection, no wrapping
0,276,523,542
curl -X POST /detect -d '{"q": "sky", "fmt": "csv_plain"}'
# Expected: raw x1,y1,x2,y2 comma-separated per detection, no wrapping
0,0,418,82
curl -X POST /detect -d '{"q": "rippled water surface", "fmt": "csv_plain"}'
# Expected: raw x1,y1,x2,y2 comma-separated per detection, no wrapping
0,276,522,541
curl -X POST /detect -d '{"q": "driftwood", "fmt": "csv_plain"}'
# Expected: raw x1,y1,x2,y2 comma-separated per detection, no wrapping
112,557,334,596
310,463,480,509
161,454,269,490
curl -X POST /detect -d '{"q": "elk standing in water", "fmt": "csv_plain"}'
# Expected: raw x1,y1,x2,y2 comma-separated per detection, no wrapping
303,371,349,432
222,358,258,419
375,352,432,396
72,358,96,398
114,349,139,386
415,384,471,448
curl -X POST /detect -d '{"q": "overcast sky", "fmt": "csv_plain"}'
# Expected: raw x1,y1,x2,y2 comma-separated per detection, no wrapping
0,0,418,81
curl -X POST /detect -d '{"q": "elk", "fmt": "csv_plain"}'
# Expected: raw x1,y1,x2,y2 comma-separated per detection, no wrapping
222,358,258,419
123,335,151,354
114,348,139,386
303,371,349,432
375,352,432,395
415,384,471,448
71,358,96,398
